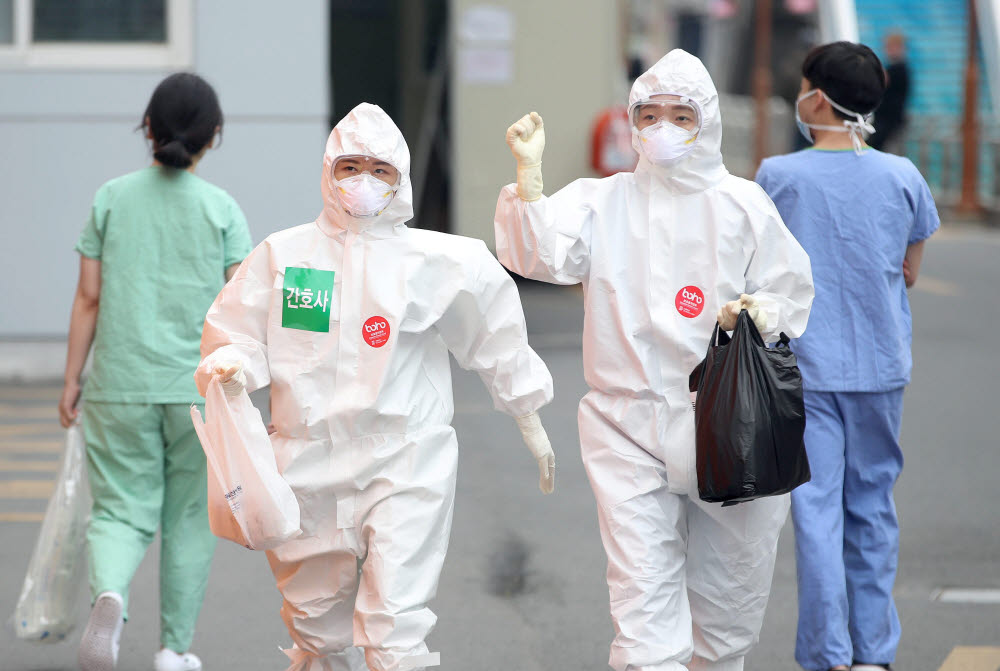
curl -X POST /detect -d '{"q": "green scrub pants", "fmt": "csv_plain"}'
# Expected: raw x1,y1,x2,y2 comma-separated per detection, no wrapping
82,402,216,653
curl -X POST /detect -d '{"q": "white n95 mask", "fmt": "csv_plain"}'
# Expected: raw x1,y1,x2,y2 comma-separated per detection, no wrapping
334,173,397,218
637,121,698,165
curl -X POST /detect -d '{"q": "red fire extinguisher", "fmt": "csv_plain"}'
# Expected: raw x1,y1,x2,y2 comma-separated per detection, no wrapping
590,106,638,177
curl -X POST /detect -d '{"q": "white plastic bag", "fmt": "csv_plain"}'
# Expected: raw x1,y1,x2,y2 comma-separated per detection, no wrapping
190,378,301,550
13,423,91,642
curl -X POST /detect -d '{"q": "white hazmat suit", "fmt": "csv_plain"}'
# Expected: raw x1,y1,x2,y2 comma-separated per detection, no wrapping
198,103,554,671
495,51,814,671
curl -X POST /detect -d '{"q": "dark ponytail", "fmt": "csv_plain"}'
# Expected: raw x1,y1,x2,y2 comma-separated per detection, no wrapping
142,73,223,169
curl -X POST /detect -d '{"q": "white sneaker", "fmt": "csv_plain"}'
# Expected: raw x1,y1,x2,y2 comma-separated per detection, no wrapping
154,648,203,671
78,591,125,671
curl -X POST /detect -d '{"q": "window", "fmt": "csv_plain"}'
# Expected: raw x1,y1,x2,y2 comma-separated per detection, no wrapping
33,0,166,43
0,0,191,68
0,0,13,44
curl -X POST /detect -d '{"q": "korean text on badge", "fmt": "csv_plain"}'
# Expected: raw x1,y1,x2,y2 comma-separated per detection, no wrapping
282,267,335,332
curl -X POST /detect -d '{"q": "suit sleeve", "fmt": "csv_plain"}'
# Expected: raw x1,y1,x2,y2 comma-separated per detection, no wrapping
195,240,274,395
494,179,594,285
436,242,554,417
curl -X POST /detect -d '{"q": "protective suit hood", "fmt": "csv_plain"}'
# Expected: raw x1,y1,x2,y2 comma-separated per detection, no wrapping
629,49,728,193
319,102,414,236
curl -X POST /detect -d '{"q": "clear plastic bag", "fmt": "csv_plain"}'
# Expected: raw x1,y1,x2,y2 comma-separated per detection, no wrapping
190,378,301,550
13,423,91,642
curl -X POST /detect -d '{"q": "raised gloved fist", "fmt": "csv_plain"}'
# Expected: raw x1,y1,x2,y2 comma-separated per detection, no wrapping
515,412,555,494
506,112,545,202
506,112,545,165
717,294,767,333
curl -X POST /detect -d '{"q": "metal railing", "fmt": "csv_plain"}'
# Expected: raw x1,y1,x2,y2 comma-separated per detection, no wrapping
904,115,1000,211
718,93,795,179
719,94,999,214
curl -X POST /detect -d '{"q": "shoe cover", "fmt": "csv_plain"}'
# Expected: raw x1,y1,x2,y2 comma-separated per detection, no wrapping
77,592,124,671
154,648,203,671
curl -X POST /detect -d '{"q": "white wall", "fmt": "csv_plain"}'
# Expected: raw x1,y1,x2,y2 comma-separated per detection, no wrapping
0,1,329,339
449,0,623,244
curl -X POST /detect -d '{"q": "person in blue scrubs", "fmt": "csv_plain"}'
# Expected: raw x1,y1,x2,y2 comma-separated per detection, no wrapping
755,42,939,671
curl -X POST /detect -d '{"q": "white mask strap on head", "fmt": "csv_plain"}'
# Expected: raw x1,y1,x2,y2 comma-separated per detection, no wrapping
824,92,875,155
802,90,876,155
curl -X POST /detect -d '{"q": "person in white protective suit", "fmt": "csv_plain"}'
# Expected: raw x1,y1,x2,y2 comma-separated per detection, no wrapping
495,50,814,671
196,102,556,671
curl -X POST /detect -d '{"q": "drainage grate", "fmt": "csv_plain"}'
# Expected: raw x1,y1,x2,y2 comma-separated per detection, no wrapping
931,587,1000,604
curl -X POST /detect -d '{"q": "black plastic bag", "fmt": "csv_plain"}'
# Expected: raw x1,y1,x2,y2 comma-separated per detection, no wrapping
688,309,810,505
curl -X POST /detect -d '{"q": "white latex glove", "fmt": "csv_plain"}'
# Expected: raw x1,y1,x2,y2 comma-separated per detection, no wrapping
207,361,246,397
716,293,767,332
515,412,555,494
505,112,545,202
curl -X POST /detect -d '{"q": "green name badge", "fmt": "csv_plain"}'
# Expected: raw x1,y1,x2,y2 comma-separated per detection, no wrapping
282,267,335,332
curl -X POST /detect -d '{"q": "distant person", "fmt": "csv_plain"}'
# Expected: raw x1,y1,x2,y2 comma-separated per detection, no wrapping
869,32,910,153
627,55,645,82
59,73,252,671
756,41,940,671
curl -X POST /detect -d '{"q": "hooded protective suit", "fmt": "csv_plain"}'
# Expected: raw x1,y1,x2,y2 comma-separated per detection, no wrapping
495,51,814,671
198,103,553,671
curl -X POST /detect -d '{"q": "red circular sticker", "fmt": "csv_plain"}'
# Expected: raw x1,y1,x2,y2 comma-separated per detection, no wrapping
362,316,390,348
675,286,705,318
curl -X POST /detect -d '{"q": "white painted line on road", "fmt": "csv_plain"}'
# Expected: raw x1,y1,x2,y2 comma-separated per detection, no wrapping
938,646,1000,671
0,512,44,522
0,404,61,419
0,424,62,437
913,275,961,297
0,480,55,499
932,587,1000,604
0,387,62,401
0,441,64,453
0,459,59,472
935,226,1000,246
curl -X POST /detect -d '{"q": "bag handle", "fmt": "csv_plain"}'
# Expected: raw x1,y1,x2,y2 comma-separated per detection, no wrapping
734,309,793,348
690,320,731,393
708,321,731,350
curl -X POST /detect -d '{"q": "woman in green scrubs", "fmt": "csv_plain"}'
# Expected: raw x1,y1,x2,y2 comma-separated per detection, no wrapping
58,73,252,671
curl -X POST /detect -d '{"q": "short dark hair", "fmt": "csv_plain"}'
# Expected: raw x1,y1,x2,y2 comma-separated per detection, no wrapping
141,73,223,169
801,41,886,120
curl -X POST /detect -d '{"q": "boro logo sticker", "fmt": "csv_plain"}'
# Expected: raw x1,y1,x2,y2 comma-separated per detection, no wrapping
362,316,390,348
675,286,705,318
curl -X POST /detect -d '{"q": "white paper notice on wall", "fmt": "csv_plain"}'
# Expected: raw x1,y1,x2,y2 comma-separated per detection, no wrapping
458,45,513,85
458,5,514,43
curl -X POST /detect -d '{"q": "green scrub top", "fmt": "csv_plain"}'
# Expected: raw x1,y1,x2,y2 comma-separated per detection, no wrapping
76,166,253,404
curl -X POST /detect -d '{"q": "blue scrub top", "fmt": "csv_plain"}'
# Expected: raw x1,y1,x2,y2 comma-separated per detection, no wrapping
756,148,939,392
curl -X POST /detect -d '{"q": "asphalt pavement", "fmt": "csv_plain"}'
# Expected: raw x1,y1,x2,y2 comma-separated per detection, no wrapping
2,223,998,671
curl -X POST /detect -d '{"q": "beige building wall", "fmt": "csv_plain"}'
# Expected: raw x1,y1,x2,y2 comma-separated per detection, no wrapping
449,0,623,244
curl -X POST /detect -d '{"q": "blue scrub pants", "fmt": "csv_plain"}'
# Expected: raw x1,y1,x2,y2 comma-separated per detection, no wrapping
790,389,904,671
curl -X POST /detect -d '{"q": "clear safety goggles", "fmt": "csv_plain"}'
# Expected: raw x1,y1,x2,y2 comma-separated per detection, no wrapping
628,95,702,134
330,154,401,187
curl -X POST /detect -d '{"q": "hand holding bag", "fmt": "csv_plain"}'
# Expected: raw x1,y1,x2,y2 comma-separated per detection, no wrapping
190,378,301,550
689,309,811,505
